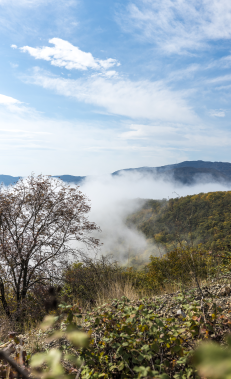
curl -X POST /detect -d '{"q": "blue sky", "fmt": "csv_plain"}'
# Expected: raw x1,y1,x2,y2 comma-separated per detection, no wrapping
0,0,231,176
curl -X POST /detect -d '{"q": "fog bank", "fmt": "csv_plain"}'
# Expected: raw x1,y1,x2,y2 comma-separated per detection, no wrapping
80,171,231,262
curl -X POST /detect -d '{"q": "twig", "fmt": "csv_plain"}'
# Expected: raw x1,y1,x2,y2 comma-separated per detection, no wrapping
201,298,207,323
75,361,84,379
0,350,30,379
119,355,134,376
158,300,167,312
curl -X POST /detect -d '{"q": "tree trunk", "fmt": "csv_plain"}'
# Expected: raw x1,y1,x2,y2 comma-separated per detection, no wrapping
0,278,12,320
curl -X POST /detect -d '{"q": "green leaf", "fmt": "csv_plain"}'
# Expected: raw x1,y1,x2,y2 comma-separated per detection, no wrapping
40,315,56,331
194,342,231,378
47,349,64,375
109,365,118,371
30,352,47,367
67,331,89,347
151,342,160,353
141,344,150,351
118,362,124,371
46,330,64,342
171,345,181,353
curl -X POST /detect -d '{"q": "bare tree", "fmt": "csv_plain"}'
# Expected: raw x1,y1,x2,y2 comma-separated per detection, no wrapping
0,175,100,319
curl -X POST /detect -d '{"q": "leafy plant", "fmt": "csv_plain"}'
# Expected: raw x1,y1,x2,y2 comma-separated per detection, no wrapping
194,335,231,379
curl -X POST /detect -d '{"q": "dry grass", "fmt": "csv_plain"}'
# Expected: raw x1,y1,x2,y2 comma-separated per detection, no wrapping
0,314,17,342
95,279,143,306
0,308,43,343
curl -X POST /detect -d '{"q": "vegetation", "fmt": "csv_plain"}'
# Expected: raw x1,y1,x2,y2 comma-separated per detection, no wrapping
63,255,148,306
63,255,124,305
127,191,231,252
75,295,230,378
2,287,231,378
1,184,231,378
0,175,100,322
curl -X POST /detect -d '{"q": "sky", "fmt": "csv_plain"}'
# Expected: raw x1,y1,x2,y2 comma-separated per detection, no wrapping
1,0,231,176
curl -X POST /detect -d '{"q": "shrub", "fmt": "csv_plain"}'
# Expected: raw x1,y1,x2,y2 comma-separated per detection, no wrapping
146,246,216,290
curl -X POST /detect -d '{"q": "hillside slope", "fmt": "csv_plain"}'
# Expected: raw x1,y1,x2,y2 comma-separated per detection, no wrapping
127,191,231,251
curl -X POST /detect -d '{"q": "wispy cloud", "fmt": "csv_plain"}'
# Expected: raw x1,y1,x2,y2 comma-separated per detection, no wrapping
209,110,225,117
120,124,181,140
118,0,231,54
207,55,231,69
18,38,120,71
0,96,230,176
0,93,21,105
207,74,231,84
0,0,78,39
0,93,43,115
0,93,29,113
120,122,231,149
24,68,197,123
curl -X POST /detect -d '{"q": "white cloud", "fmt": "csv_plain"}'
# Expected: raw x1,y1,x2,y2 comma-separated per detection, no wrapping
120,124,179,140
167,64,200,82
207,74,231,84
19,38,120,71
120,123,231,148
120,124,147,139
10,63,19,68
119,0,231,53
0,94,21,105
81,171,231,260
207,55,231,69
26,68,197,123
103,70,118,78
0,98,230,177
0,93,42,115
209,110,225,117
0,0,78,37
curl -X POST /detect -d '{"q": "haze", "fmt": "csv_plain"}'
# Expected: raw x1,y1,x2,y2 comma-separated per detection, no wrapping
80,172,231,260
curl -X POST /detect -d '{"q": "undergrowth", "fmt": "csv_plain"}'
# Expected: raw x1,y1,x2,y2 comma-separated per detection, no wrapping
2,287,231,379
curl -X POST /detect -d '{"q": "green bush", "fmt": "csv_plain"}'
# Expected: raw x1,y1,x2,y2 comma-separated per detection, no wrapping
146,246,217,290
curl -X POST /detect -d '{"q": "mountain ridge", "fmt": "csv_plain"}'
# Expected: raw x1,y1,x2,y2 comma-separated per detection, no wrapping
1,160,231,186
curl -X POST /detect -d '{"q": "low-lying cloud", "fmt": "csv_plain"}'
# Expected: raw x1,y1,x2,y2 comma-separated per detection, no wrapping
80,171,231,262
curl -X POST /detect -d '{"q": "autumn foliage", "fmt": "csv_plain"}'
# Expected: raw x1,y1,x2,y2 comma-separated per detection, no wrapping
0,175,100,321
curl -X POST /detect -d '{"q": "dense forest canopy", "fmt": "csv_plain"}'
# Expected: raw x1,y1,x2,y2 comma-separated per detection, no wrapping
127,191,231,252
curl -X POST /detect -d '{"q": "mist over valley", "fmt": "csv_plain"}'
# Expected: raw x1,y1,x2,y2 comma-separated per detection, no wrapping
2,160,231,265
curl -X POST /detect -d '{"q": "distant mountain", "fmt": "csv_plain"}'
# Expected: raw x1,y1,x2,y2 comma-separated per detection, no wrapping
112,160,231,175
168,167,229,185
0,174,85,186
52,175,85,185
112,160,231,185
1,160,231,187
0,175,22,186
157,160,231,174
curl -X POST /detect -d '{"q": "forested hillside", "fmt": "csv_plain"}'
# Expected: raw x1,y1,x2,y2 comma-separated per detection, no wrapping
127,191,231,251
